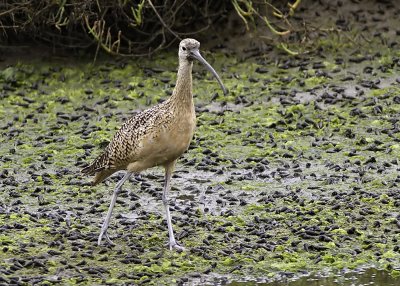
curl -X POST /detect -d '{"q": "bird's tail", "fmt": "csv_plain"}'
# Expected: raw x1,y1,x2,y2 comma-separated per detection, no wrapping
81,151,113,185
82,148,112,174
81,164,97,176
81,159,105,176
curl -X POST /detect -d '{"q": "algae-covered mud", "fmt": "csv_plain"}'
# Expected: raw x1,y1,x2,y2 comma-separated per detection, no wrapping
1,1,400,286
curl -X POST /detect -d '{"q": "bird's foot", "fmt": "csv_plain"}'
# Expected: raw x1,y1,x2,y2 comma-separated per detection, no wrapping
98,230,115,246
167,240,186,252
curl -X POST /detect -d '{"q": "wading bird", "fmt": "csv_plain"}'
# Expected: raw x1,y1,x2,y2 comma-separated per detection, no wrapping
81,38,227,250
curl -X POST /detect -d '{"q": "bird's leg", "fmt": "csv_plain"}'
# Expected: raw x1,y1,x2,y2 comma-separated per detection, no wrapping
163,161,185,251
98,172,132,246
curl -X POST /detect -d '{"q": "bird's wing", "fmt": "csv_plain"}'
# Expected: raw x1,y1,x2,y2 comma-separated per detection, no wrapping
81,103,167,176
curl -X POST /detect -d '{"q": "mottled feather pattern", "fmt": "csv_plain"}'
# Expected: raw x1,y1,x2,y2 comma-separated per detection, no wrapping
81,99,175,181
81,39,207,187
81,39,227,248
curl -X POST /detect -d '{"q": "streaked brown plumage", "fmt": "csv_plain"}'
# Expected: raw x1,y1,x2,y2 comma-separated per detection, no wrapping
81,93,193,184
81,38,227,250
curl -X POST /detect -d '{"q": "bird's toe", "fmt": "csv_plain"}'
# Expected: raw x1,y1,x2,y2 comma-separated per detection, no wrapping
98,231,115,246
168,241,186,252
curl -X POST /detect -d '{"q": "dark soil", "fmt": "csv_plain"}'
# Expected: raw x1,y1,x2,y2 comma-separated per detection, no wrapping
1,0,400,285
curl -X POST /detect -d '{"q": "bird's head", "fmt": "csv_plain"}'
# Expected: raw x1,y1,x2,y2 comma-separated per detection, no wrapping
178,38,228,95
179,38,200,62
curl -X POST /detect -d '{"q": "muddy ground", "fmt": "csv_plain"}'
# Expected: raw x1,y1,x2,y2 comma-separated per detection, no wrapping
1,0,400,285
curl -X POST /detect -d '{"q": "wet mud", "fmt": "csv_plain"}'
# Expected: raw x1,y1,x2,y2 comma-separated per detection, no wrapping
1,0,400,285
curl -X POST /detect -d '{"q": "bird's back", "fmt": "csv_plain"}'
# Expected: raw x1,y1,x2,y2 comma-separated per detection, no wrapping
81,98,195,185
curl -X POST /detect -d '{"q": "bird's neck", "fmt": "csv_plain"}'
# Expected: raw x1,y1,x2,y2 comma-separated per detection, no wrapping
170,61,194,110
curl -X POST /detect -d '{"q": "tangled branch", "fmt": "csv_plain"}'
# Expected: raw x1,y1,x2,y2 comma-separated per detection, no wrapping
0,0,302,56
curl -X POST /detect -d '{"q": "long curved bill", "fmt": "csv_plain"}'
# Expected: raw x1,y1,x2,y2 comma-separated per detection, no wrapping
190,49,228,95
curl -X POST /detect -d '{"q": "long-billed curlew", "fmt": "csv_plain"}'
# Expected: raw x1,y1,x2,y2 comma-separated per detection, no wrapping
81,38,227,250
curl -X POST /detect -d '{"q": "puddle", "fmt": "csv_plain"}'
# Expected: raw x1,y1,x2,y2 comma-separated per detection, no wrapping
226,268,399,286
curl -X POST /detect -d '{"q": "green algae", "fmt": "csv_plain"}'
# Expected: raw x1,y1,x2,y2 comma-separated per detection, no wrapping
1,33,400,286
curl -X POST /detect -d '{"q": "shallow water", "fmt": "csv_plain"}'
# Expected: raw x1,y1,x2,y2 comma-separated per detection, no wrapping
1,1,400,284
228,269,399,286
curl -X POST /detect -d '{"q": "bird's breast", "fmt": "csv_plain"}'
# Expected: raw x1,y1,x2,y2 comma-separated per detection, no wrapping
165,111,196,155
127,111,196,172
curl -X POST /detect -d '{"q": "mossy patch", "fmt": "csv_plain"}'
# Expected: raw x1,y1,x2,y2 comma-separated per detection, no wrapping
2,18,400,285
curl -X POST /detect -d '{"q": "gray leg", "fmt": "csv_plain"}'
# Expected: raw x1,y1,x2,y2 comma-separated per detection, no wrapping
98,172,132,246
163,161,185,251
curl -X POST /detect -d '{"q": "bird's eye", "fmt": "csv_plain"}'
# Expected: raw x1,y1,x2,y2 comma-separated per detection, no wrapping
182,46,187,51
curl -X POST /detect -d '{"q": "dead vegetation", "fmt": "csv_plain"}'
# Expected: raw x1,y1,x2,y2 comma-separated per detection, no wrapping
0,0,301,56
